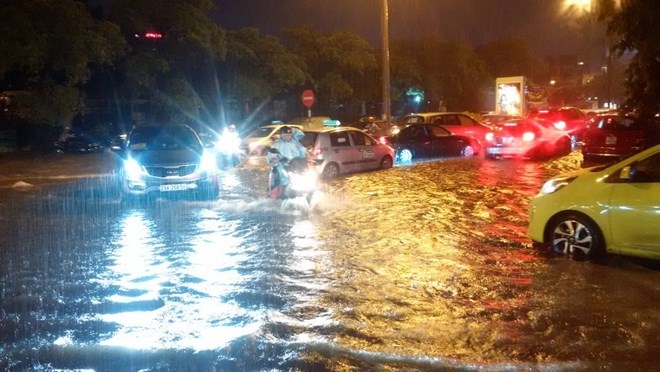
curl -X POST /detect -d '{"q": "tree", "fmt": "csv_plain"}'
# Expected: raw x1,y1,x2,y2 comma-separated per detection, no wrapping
107,0,226,126
0,0,125,128
281,25,377,112
390,36,491,112
602,0,660,118
475,37,548,85
220,28,308,123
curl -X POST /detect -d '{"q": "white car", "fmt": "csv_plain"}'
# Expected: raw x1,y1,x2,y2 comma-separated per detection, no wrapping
240,124,303,156
300,123,395,178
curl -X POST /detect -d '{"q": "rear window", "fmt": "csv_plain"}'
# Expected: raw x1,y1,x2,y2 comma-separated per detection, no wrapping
597,117,639,131
301,132,318,148
330,131,351,147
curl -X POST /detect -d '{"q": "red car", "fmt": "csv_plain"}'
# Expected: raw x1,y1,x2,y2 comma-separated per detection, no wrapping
484,118,572,160
581,114,646,161
527,107,589,149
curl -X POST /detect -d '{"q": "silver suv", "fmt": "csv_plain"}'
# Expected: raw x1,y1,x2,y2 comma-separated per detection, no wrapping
116,124,219,200
300,125,395,178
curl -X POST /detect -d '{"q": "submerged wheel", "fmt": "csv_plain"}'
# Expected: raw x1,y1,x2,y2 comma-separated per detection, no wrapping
380,155,393,169
398,148,414,163
322,162,340,179
547,213,604,261
460,145,475,157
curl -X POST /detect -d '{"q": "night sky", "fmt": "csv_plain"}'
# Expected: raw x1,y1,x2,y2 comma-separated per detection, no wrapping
211,0,591,59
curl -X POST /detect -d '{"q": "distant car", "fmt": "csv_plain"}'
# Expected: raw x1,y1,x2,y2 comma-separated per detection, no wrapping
55,135,105,153
385,123,479,163
481,114,521,126
115,124,219,200
484,118,572,160
527,107,589,149
351,116,400,137
527,144,660,261
240,124,303,156
300,124,395,178
581,113,646,161
397,112,492,153
287,116,332,130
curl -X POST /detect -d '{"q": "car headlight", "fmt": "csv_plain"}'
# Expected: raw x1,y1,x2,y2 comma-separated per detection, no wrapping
200,150,217,171
539,176,577,195
124,159,145,179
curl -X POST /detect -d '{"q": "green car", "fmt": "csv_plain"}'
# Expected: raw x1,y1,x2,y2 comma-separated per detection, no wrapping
527,144,660,261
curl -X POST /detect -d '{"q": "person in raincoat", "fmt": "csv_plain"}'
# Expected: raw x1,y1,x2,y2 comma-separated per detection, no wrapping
267,126,308,198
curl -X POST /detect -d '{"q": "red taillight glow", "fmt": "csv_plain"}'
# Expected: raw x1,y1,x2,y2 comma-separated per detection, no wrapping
312,147,323,157
522,132,536,142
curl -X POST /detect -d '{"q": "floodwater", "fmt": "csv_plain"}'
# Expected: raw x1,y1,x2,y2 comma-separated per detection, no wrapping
0,151,658,371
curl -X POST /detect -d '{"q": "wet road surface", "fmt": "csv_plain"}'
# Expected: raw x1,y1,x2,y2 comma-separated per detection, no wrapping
0,151,658,371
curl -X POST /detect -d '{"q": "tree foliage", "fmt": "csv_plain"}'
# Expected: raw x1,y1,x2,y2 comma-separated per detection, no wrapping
603,0,660,117
0,0,125,126
107,0,226,124
475,37,548,84
281,25,377,102
391,36,490,111
222,28,307,106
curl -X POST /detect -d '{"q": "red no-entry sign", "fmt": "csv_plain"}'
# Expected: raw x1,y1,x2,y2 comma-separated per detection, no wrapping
301,89,315,108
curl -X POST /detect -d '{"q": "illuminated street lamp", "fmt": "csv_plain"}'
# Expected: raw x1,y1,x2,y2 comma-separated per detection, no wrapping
381,0,391,125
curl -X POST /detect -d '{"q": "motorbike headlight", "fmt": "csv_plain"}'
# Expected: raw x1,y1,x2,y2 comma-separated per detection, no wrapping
289,170,317,192
539,176,576,195
200,150,217,171
124,158,145,179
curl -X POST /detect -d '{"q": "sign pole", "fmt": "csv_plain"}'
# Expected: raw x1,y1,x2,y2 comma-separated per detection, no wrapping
301,90,315,129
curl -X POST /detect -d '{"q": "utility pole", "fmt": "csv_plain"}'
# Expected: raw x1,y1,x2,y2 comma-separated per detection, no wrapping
381,0,391,124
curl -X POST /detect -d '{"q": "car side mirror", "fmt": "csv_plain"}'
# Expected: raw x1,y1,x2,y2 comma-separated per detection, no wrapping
620,165,632,180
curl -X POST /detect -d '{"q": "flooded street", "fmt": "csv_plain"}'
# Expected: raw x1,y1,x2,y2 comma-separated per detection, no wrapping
0,151,658,371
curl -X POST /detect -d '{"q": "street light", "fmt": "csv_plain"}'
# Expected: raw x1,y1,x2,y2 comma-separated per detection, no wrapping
381,0,391,125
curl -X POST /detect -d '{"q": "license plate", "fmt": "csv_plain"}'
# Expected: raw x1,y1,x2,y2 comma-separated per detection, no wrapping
605,135,617,145
486,147,501,154
159,183,190,192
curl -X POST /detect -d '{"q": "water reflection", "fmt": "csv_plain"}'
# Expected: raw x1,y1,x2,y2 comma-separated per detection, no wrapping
93,203,331,352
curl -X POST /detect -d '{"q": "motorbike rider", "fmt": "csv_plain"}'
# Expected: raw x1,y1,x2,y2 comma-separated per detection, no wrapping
267,126,308,198
364,117,380,136
58,126,75,143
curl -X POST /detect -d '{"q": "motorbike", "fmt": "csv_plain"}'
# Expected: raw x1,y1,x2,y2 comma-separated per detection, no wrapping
267,147,318,204
215,128,244,168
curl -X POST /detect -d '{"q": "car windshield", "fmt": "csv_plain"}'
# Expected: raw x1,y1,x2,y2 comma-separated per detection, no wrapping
128,126,201,151
247,127,275,138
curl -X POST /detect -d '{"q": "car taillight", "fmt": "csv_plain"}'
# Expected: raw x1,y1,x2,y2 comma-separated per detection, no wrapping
522,132,536,142
312,147,324,157
485,132,495,142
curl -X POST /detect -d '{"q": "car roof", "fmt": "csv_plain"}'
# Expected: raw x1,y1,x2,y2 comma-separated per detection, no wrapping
302,126,363,133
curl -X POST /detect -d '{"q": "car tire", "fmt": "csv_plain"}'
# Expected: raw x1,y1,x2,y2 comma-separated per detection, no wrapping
380,155,393,169
322,162,340,179
460,145,475,157
547,212,605,261
558,137,572,156
398,148,414,163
